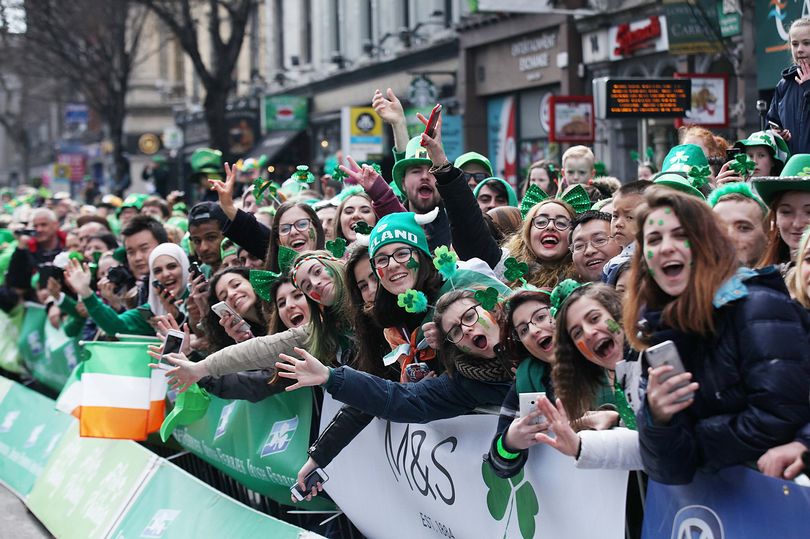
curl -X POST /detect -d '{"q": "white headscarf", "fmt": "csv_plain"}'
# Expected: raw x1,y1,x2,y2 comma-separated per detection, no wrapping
147,243,190,317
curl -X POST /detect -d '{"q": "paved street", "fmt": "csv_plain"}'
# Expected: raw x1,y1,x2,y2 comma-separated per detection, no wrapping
0,485,51,538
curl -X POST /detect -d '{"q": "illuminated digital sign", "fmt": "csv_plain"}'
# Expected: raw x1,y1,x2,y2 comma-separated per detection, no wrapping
603,79,691,118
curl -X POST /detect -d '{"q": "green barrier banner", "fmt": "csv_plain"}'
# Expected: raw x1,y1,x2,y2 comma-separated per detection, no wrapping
17,302,79,392
0,376,74,497
0,304,24,373
27,422,157,539
172,388,335,511
109,461,318,538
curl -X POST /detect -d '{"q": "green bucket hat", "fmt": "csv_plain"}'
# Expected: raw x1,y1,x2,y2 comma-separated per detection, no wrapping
472,177,518,207
367,208,438,259
159,383,211,442
391,136,433,193
190,148,223,179
734,131,791,166
652,144,709,200
454,152,493,176
751,154,810,207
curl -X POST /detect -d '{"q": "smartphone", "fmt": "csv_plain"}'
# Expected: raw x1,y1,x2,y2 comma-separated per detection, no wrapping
152,279,166,293
160,329,185,369
768,120,781,130
645,340,693,403
423,104,443,139
405,362,431,383
290,468,329,502
211,301,249,332
725,147,741,162
189,261,205,281
518,392,547,426
14,228,37,237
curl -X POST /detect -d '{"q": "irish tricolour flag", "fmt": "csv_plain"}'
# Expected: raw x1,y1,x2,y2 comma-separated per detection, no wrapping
78,341,166,440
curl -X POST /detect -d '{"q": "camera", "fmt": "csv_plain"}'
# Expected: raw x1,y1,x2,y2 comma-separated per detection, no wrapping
107,265,137,295
14,228,37,237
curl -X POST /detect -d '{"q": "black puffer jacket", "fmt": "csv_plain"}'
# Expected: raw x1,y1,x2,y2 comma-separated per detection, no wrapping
637,267,810,484
767,64,810,155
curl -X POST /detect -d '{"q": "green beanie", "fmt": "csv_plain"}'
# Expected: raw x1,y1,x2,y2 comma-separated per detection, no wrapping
472,177,518,207
368,210,434,258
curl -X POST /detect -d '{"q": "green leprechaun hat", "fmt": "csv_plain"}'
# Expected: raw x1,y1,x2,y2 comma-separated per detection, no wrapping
454,152,494,176
391,136,433,193
751,154,810,207
116,193,149,216
734,131,791,167
652,144,709,200
190,148,224,179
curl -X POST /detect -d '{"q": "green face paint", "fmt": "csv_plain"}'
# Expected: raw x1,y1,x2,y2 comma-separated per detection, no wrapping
647,250,654,259
664,207,672,214
648,218,654,225
478,313,491,330
406,257,419,270
658,220,664,226
308,228,316,242
684,239,691,249
458,345,472,354
648,268,655,276
606,319,621,334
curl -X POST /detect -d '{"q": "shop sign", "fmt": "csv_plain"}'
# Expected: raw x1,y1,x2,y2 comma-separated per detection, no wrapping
606,16,669,61
664,0,724,55
474,29,562,95
263,95,308,132
674,73,729,128
549,96,595,143
407,76,438,109
511,32,557,81
717,0,741,38
754,0,802,89
340,106,383,162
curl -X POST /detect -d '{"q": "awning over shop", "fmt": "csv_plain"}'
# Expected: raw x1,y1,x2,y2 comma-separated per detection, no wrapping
248,130,303,161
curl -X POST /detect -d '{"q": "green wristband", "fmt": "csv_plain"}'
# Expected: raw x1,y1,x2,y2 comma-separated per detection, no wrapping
497,435,521,460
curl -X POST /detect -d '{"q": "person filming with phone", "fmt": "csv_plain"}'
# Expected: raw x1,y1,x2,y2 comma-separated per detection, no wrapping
623,186,810,485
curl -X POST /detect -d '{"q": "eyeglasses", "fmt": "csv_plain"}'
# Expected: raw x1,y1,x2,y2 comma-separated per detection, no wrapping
372,247,415,269
514,307,551,340
532,215,571,231
570,234,611,253
278,218,312,236
463,172,488,184
446,304,481,344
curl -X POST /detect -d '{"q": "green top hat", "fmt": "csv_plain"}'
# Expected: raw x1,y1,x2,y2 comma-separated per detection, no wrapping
472,177,518,207
734,131,791,166
454,152,493,176
190,148,223,178
652,144,709,200
391,136,433,193
751,154,810,207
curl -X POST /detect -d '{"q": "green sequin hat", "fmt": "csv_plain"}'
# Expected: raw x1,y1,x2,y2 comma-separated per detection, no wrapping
751,154,810,207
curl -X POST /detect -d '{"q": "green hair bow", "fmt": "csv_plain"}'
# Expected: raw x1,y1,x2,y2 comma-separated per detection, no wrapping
250,269,281,302
277,246,297,275
520,184,592,219
549,279,586,318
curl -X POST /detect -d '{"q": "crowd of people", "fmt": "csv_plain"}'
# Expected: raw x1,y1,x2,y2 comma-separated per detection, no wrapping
2,16,810,535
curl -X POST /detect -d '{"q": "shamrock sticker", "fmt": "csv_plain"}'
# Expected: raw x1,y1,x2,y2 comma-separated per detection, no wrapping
474,287,500,312
798,167,810,177
481,462,539,539
353,221,373,235
325,238,347,259
503,257,529,283
687,165,711,188
397,289,428,313
432,246,458,281
292,165,315,184
728,154,756,177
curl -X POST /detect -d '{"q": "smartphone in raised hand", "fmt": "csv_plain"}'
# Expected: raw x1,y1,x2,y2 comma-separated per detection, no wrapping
423,104,442,139
645,340,693,403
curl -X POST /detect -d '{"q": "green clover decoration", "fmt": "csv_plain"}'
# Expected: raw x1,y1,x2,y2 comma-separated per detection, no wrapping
397,289,428,313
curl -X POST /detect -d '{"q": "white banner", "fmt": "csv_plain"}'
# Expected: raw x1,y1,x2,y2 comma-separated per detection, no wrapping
320,395,628,539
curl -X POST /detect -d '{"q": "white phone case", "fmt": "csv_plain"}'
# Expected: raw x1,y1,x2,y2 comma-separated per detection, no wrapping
518,392,546,426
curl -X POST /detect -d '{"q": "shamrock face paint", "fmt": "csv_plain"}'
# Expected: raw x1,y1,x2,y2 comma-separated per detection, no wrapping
643,207,692,297
372,243,419,296
565,296,624,370
406,257,419,270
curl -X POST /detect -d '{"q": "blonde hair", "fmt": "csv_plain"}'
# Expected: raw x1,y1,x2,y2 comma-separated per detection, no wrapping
789,18,810,63
562,145,595,167
787,226,810,308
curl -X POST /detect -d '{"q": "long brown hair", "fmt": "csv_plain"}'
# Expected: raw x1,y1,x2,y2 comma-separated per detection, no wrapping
501,289,553,362
757,193,791,267
373,249,443,330
503,199,577,288
333,191,376,242
552,283,622,424
264,201,325,272
623,187,738,350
